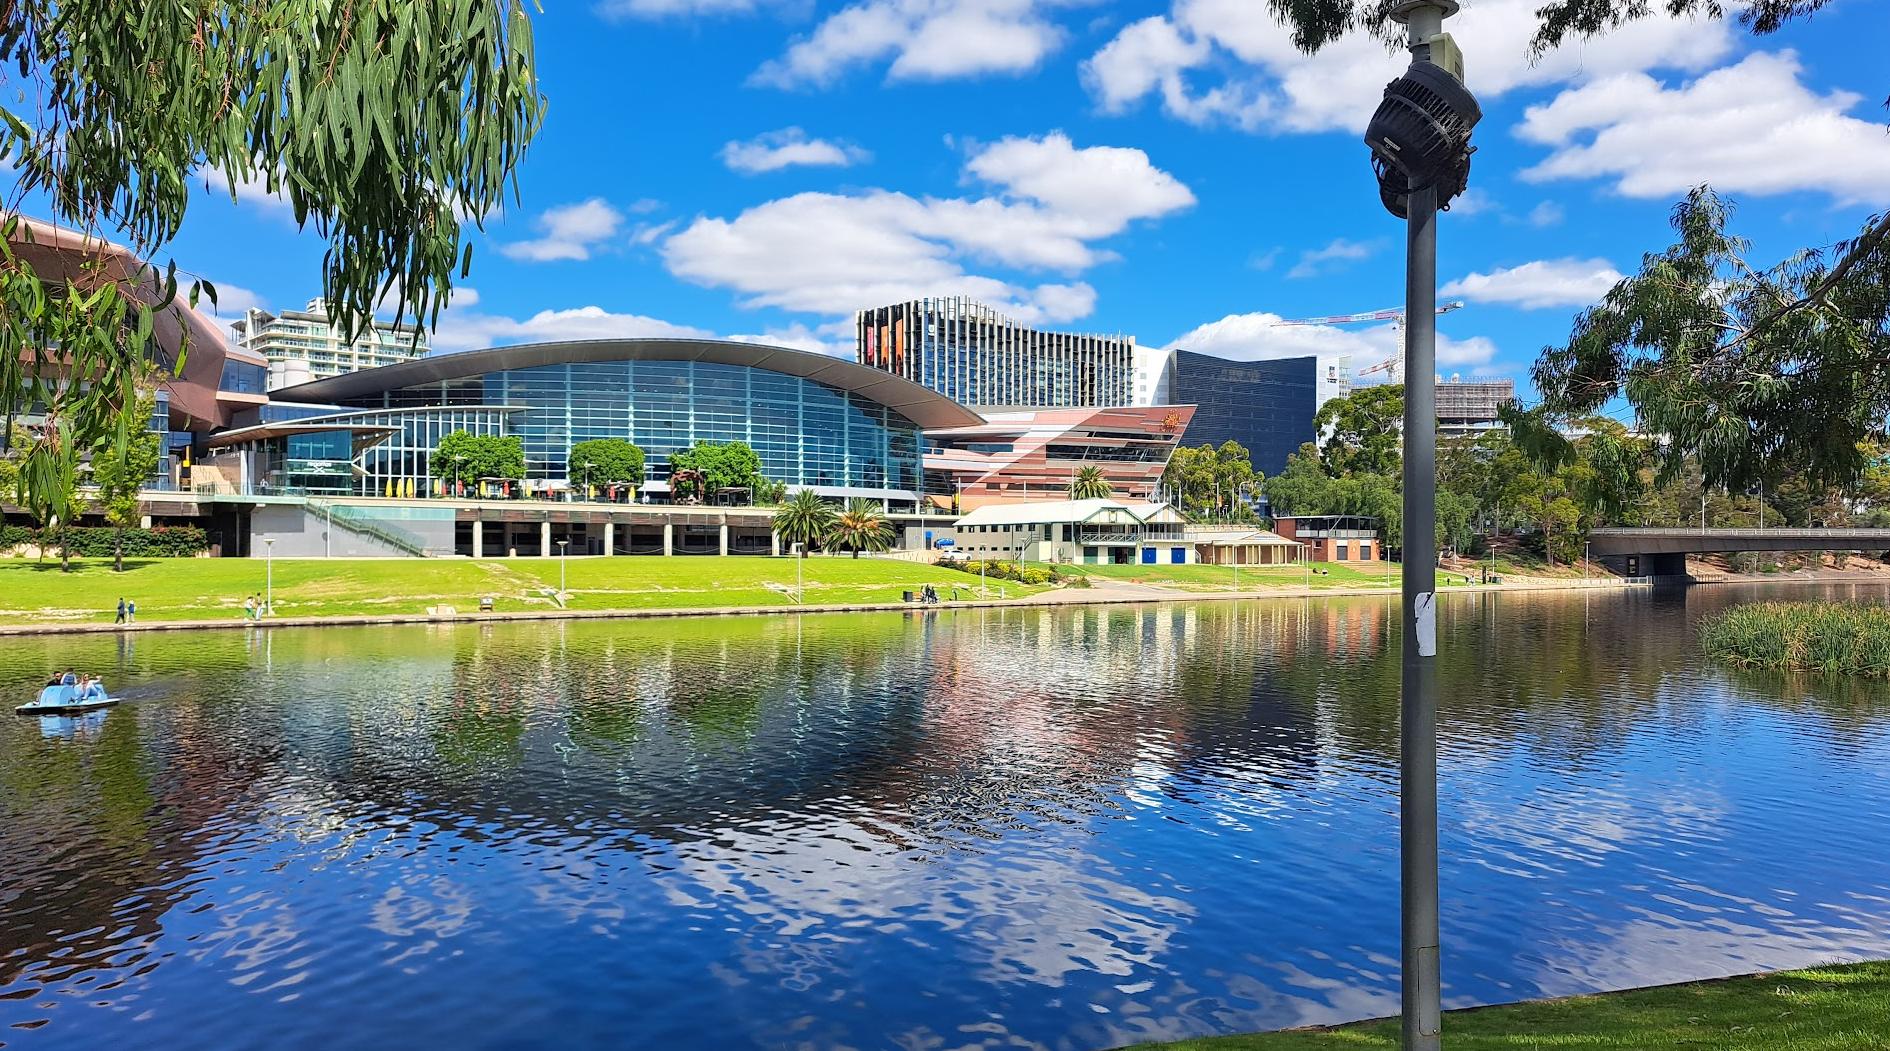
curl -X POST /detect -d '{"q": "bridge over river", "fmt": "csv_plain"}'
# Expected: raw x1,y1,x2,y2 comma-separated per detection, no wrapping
1588,526,1890,576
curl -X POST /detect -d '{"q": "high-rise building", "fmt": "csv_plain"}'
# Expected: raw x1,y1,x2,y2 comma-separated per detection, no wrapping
1435,375,1515,436
1162,352,1317,476
233,298,430,389
856,297,1135,408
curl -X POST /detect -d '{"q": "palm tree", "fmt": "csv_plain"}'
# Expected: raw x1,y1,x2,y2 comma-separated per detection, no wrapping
827,497,896,559
773,489,836,556
1069,464,1112,500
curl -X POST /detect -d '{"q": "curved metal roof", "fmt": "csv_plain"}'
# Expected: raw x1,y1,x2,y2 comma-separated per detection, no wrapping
271,338,983,429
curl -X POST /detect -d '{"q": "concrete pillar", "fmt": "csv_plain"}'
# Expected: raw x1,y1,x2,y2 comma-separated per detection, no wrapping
771,531,781,557
603,520,615,556
139,514,153,529
718,519,729,556
540,520,551,558
662,522,673,557
472,520,483,558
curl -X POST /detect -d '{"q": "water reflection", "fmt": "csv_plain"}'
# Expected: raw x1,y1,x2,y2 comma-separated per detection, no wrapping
1,583,1888,1049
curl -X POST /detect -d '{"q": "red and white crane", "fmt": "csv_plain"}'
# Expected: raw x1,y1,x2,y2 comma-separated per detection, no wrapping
1272,300,1466,382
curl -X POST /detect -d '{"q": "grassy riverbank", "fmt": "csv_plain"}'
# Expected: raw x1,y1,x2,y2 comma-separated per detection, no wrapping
1132,961,1890,1050
0,556,1042,625
1700,601,1890,677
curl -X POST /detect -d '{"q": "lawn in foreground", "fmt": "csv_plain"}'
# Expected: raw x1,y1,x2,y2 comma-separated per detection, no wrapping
1129,961,1890,1050
0,555,1040,624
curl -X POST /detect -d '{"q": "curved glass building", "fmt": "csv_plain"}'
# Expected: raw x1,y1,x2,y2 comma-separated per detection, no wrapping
257,339,980,506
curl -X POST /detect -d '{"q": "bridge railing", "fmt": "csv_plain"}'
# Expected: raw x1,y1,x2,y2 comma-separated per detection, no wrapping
1589,527,1890,540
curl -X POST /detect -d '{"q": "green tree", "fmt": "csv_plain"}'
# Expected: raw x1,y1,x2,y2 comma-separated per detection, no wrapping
827,498,895,559
430,431,524,485
89,391,163,572
1162,439,1262,520
1264,443,1336,518
0,0,544,522
567,438,645,492
1264,3,1883,490
1068,464,1112,500
669,442,766,504
1315,385,1404,478
773,489,836,556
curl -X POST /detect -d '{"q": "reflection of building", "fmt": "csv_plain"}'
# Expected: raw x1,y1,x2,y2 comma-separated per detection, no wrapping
923,405,1194,509
1273,515,1382,561
233,298,430,389
947,498,1192,565
1436,376,1514,436
856,297,1135,408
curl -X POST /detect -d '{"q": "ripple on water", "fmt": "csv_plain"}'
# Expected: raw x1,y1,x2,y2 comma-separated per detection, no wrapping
0,585,1888,1049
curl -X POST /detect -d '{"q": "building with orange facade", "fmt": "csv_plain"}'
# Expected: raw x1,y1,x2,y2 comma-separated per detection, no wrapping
1272,515,1382,562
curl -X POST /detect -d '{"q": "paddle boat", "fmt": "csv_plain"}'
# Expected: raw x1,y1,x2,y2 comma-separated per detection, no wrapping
16,682,120,715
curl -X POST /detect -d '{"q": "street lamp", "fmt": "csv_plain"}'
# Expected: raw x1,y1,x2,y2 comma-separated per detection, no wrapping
790,542,803,603
555,538,569,601
1584,539,1592,578
1364,4,1478,1049
263,538,275,617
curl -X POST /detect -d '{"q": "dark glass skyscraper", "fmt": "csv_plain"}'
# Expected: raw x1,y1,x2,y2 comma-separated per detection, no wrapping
1166,352,1317,476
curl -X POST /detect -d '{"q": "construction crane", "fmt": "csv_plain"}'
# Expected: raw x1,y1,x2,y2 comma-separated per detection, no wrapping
1273,301,1465,382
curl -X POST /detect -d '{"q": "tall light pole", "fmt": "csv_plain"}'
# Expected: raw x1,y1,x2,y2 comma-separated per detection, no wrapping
1365,4,1478,1049
263,537,275,616
790,542,803,602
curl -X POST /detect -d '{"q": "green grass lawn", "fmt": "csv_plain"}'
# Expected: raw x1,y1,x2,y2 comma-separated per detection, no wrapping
0,555,1042,624
1131,961,1890,1050
1065,562,1478,592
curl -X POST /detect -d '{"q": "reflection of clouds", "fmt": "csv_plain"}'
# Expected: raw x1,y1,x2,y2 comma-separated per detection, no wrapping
655,808,1197,1048
1528,905,1890,999
1455,782,1731,879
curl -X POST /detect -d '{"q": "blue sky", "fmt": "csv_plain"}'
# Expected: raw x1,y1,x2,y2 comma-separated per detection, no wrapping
168,0,1889,400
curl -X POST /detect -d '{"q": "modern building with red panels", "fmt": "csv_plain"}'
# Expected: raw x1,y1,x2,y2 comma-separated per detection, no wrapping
922,404,1195,509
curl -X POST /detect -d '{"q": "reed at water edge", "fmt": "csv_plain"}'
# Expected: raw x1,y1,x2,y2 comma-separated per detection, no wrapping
1699,601,1890,677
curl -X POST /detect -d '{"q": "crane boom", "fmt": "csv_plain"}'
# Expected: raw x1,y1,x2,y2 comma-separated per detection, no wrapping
1262,301,1467,382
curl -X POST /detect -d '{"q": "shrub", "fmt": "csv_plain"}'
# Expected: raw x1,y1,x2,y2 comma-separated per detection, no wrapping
1,525,208,557
1699,602,1890,678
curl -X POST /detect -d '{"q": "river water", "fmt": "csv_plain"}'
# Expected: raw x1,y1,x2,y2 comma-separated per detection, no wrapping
2,583,1889,1050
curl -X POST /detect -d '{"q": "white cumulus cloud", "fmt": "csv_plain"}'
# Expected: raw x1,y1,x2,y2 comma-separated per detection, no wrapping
754,0,1070,88
1082,0,1733,134
1441,258,1623,310
722,128,871,174
1286,237,1381,279
497,199,625,262
1164,310,1498,370
1518,51,1890,205
433,305,713,352
661,132,1190,324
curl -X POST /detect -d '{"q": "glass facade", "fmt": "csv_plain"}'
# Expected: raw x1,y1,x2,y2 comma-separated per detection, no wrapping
219,359,268,395
1168,352,1317,476
857,297,1135,407
332,360,925,497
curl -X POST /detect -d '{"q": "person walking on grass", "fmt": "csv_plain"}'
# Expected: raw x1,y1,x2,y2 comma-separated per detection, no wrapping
126,599,136,623
115,598,126,624
243,595,256,621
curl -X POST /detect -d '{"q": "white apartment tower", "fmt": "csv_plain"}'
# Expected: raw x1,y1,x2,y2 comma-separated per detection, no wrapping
234,298,430,389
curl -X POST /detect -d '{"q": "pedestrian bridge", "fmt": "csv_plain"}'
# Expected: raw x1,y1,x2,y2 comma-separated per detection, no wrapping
1588,527,1890,576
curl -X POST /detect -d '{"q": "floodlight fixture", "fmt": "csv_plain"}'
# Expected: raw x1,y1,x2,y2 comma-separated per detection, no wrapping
1365,46,1480,218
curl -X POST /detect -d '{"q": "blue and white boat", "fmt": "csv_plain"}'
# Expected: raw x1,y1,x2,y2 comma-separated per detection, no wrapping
16,682,120,715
